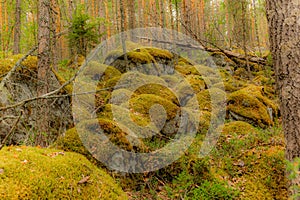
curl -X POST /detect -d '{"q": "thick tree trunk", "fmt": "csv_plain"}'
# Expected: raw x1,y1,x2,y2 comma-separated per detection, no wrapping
13,0,21,54
36,0,51,147
266,0,300,197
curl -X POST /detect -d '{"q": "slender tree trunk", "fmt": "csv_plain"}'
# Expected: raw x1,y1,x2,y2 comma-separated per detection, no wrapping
36,0,51,146
104,0,111,38
252,0,261,56
13,0,21,54
169,0,174,30
241,0,251,79
159,0,166,28
128,0,135,30
266,0,300,197
128,0,135,40
120,0,128,70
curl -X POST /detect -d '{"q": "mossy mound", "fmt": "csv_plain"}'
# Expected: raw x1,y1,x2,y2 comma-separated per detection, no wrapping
186,87,226,113
129,94,179,121
221,121,257,136
0,146,127,200
77,118,144,152
106,46,176,75
127,49,156,64
133,83,179,105
227,85,278,128
219,69,247,93
175,64,200,76
55,127,92,159
0,55,37,81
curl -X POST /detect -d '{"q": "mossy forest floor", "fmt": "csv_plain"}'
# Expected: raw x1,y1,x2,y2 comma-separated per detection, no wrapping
0,44,287,199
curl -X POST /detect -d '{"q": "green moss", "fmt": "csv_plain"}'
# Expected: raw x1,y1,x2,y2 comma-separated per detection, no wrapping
191,88,226,113
195,65,218,78
55,128,91,159
133,83,179,105
143,47,173,59
252,75,275,86
221,121,257,136
199,111,212,132
127,49,155,64
227,84,278,128
129,94,179,121
0,55,38,81
211,123,287,199
175,65,200,76
95,90,111,109
219,69,247,93
98,104,150,127
237,146,287,200
97,76,121,90
78,118,134,151
234,67,248,78
186,75,206,93
0,146,127,200
106,71,167,92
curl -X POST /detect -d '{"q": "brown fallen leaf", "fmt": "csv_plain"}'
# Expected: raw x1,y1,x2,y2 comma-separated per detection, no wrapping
47,152,65,158
78,176,90,184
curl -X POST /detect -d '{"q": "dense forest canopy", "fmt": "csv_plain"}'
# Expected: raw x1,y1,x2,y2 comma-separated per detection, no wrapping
0,0,268,58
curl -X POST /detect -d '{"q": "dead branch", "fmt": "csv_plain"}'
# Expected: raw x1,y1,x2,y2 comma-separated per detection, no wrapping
0,110,23,150
181,21,266,65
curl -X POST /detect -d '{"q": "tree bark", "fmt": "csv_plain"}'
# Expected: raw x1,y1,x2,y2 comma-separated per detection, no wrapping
36,0,51,147
13,0,21,54
266,0,300,197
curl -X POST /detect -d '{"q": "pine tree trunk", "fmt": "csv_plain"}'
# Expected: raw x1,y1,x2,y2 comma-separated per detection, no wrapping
266,0,300,197
13,0,21,54
36,0,51,147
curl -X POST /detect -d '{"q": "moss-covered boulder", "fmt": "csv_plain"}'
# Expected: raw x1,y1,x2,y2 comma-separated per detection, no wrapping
175,64,200,76
77,118,146,152
227,85,278,128
107,47,175,75
83,61,121,81
0,146,127,200
133,83,179,105
0,55,72,145
0,55,37,81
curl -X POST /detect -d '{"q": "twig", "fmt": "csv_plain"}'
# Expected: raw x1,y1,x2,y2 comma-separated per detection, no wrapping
0,110,23,150
0,116,17,122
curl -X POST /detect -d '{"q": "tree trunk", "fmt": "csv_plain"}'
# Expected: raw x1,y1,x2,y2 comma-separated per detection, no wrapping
266,0,300,197
13,0,21,54
36,0,51,147
120,0,128,70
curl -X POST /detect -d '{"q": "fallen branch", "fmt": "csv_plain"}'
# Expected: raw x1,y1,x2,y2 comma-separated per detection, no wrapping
180,21,266,65
0,110,23,150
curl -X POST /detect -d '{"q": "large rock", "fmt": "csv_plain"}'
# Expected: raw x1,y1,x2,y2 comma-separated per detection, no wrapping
227,85,278,128
0,146,127,199
0,55,72,145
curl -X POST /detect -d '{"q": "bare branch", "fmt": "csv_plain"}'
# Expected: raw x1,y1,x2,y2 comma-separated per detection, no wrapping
0,110,23,150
